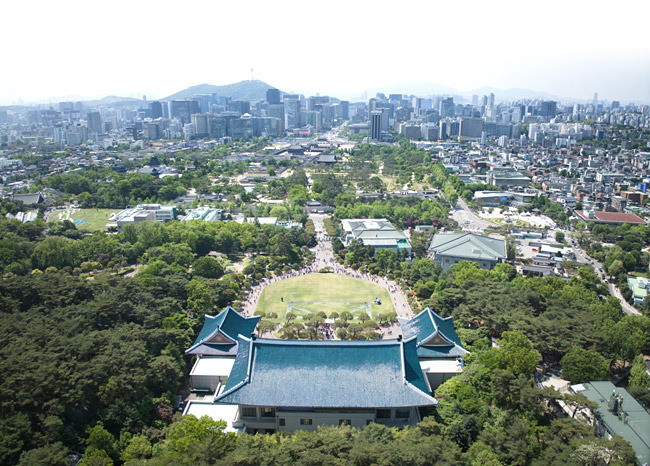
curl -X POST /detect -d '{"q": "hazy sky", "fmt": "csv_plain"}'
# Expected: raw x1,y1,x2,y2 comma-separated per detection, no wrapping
1,0,649,105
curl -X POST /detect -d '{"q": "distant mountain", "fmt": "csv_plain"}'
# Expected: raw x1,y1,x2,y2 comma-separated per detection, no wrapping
98,95,140,104
165,80,277,101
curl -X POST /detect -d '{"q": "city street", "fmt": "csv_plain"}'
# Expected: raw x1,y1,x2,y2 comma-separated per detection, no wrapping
450,197,495,232
570,237,641,316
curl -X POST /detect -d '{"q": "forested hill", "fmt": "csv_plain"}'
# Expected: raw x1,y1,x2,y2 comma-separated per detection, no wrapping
164,80,277,101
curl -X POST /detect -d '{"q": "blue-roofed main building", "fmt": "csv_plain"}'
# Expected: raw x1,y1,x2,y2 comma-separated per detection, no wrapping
186,306,261,393
398,307,469,389
213,336,437,433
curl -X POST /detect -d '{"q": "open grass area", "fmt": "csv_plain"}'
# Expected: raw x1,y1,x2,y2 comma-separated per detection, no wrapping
256,273,394,321
49,208,117,231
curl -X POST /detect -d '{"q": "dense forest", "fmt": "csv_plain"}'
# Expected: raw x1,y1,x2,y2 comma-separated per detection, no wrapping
2,144,650,464
2,224,649,464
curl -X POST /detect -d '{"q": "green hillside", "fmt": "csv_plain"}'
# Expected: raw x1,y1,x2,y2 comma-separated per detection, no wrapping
165,79,278,101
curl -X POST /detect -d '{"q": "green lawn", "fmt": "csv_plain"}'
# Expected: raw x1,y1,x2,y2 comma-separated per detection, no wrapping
49,208,117,231
255,273,394,321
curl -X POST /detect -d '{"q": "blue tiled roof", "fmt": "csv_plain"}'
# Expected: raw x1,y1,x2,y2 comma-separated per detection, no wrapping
416,345,467,358
214,337,437,408
398,307,468,358
185,306,261,355
185,342,238,356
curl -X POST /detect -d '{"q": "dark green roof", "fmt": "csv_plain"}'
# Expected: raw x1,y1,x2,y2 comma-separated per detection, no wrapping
185,306,261,355
398,307,468,358
214,337,437,409
430,232,506,261
573,381,650,465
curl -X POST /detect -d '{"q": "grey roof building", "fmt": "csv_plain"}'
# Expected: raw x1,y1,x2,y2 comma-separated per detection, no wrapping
571,381,650,465
429,232,506,270
340,218,411,257
12,192,43,205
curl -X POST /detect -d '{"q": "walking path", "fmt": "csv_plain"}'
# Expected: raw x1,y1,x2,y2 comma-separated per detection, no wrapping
238,214,414,338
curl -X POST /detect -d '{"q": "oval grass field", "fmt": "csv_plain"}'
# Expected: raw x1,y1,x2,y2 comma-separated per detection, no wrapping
255,273,394,320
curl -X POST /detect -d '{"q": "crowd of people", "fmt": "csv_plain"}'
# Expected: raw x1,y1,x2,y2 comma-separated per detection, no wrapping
238,219,412,339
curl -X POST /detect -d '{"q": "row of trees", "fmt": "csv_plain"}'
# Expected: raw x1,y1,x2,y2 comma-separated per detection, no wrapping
1,214,315,276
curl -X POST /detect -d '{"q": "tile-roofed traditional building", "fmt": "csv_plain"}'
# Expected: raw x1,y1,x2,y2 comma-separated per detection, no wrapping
340,218,411,257
12,192,43,205
575,210,646,225
186,306,261,357
213,336,436,432
398,307,469,388
186,306,261,393
429,232,506,270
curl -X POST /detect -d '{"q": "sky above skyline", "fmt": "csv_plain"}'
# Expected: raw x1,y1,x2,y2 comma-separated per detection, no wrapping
2,0,649,105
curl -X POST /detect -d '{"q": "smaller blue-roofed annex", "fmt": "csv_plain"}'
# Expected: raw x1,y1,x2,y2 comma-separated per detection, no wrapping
186,306,261,356
398,307,469,389
185,306,261,393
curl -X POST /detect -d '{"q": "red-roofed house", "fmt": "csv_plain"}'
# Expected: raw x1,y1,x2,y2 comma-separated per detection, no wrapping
575,210,647,226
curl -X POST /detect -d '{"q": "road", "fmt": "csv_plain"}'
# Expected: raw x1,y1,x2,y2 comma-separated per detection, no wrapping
450,197,495,232
570,237,641,316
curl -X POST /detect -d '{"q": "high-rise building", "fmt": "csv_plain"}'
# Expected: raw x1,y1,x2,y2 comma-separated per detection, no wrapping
227,100,250,116
86,111,103,133
488,93,495,108
266,88,281,105
307,96,329,111
284,99,301,129
305,111,322,130
147,122,162,140
149,101,163,119
339,101,349,120
540,101,557,118
192,114,209,137
268,104,284,122
472,95,479,106
170,101,200,124
439,98,454,118
459,118,484,138
370,111,382,140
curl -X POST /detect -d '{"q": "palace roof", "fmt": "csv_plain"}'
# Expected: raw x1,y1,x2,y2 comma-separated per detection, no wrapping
398,307,469,359
185,306,261,356
214,337,437,409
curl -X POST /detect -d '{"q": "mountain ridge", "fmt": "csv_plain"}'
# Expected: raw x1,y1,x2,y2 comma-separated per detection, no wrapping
164,80,277,101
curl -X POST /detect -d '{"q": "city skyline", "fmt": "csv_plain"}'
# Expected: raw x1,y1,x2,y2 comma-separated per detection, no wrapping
1,0,649,105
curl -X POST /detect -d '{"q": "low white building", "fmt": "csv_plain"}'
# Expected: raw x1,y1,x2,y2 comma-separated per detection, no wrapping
112,204,176,231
